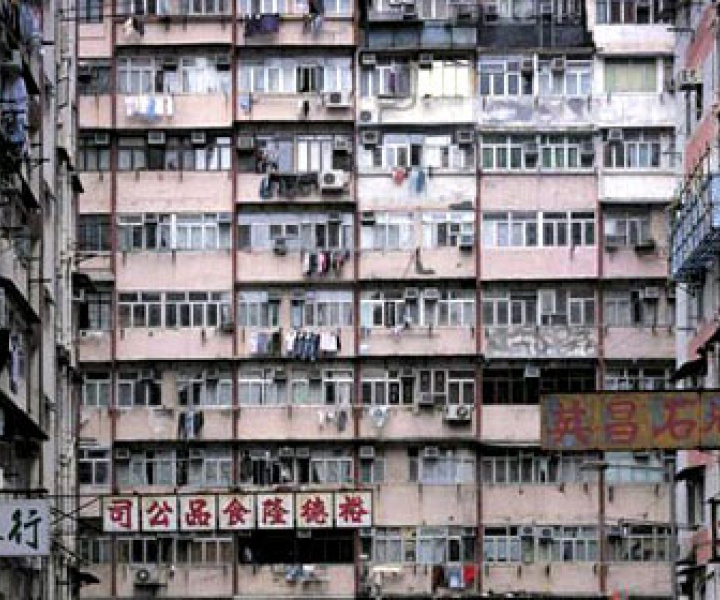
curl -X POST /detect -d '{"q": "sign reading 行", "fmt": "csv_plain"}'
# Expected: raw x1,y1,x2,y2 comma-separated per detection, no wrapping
0,500,50,556
541,390,720,451
103,491,372,532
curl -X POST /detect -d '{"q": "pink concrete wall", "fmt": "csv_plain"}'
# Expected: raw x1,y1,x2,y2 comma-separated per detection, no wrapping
358,174,476,210
77,331,112,362
116,328,233,361
116,94,233,129
79,407,112,443
235,406,355,441
484,484,599,523
114,407,182,441
237,94,354,122
605,485,670,523
115,20,233,47
359,326,476,357
357,405,477,441
603,327,674,360
237,172,356,204
116,252,232,290
482,247,596,281
606,563,670,597
480,175,596,211
480,405,539,443
373,483,477,526
361,247,475,281
117,171,233,212
79,22,113,58
236,18,354,46
237,251,354,283
484,562,598,596
0,248,29,301
78,174,111,213
236,564,355,598
78,95,112,129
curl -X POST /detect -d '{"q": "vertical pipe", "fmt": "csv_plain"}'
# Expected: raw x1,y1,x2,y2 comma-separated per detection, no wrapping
599,462,607,597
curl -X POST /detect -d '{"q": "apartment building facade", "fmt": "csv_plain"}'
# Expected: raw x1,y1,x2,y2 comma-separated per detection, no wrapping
0,0,80,595
76,0,676,597
670,0,720,598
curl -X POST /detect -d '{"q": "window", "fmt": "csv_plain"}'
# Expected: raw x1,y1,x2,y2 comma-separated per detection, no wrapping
422,212,475,248
116,57,158,94
79,0,104,22
175,214,232,250
539,135,595,170
604,365,671,390
118,292,163,328
360,61,412,98
480,135,529,170
482,366,596,405
77,135,111,171
177,368,233,407
372,528,403,563
541,526,598,562
117,134,232,171
116,536,175,565
79,291,113,331
361,368,416,406
118,214,172,251
238,213,353,252
604,129,668,169
79,62,112,95
605,58,657,93
481,451,596,484
483,526,521,563
359,450,385,484
604,212,652,246
597,0,668,23
78,447,110,485
360,289,474,328
82,372,112,407
538,60,592,97
479,58,533,96
322,370,353,405
119,213,231,251
310,449,353,484
417,527,476,564
291,291,353,328
238,58,352,94
416,369,475,405
238,292,280,328
79,536,112,564
482,212,538,247
120,449,176,485
78,215,111,252
604,290,633,326
361,135,472,171
416,59,472,98
117,371,162,407
360,212,415,250
608,525,670,562
187,448,233,486
165,292,230,328
238,369,285,405
117,56,230,95
236,0,288,15
409,448,475,484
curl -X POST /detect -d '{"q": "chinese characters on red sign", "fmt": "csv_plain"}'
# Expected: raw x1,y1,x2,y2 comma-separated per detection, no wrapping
103,492,372,532
541,391,720,451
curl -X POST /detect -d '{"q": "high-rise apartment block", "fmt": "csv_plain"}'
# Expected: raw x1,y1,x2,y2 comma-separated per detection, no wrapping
76,0,677,597
0,0,80,595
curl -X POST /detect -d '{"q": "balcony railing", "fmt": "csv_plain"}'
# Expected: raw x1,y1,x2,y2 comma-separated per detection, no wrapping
670,173,720,282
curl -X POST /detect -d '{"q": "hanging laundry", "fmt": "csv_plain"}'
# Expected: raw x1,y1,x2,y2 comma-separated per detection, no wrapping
284,329,297,355
392,167,407,185
302,251,312,275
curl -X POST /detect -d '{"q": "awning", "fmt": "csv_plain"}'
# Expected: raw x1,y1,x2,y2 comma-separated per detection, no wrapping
669,353,707,383
0,278,40,324
704,325,720,350
675,464,705,482
0,394,48,441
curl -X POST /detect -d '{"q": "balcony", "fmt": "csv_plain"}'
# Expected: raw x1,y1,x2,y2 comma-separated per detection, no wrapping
237,250,354,284
484,562,598,596
78,95,112,129
79,21,113,57
236,564,355,598
360,247,475,282
358,173,475,210
600,170,675,204
670,174,720,282
113,564,233,598
359,325,477,357
602,243,669,280
236,93,354,122
236,405,354,441
114,405,234,441
358,95,474,126
77,330,112,362
482,326,597,359
373,483,477,526
606,563,671,597
236,171,354,205
481,405,539,443
116,327,233,361
237,327,354,360
478,95,593,129
365,23,478,50
605,485,670,524
477,19,592,49
116,94,233,129
78,406,112,443
357,404,477,440
116,251,232,290
236,15,355,46
603,326,674,360
482,247,596,281
371,564,478,597
592,23,674,56
79,173,111,213
483,484,598,523
117,171,232,212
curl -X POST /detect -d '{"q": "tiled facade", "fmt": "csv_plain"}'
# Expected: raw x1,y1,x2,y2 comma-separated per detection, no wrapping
76,0,676,597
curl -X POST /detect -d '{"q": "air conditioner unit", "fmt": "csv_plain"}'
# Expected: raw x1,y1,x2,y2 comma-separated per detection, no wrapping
537,527,554,540
361,130,380,146
162,56,178,70
272,368,287,381
0,50,22,73
279,446,294,457
333,136,352,153
359,445,376,459
147,131,166,145
327,212,342,223
404,287,420,300
524,142,539,156
325,91,351,108
114,448,131,461
424,288,440,301
423,446,440,459
667,286,676,300
94,132,110,146
215,54,232,70
519,525,535,539
361,211,376,225
458,233,475,252
606,526,623,539
273,237,287,256
189,447,204,460
402,2,417,17
550,57,566,72
205,367,220,380
443,404,472,423
72,289,86,303
236,135,255,151
677,68,701,90
191,131,207,145
134,567,164,586
296,447,310,458
417,393,436,407
361,53,377,66
401,368,414,378
580,140,595,156
140,369,157,381
319,170,346,193
418,52,433,68
607,128,623,142
641,286,660,301
484,3,499,19
539,0,553,14
455,129,475,146
524,365,540,378
521,58,534,73
309,369,322,382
